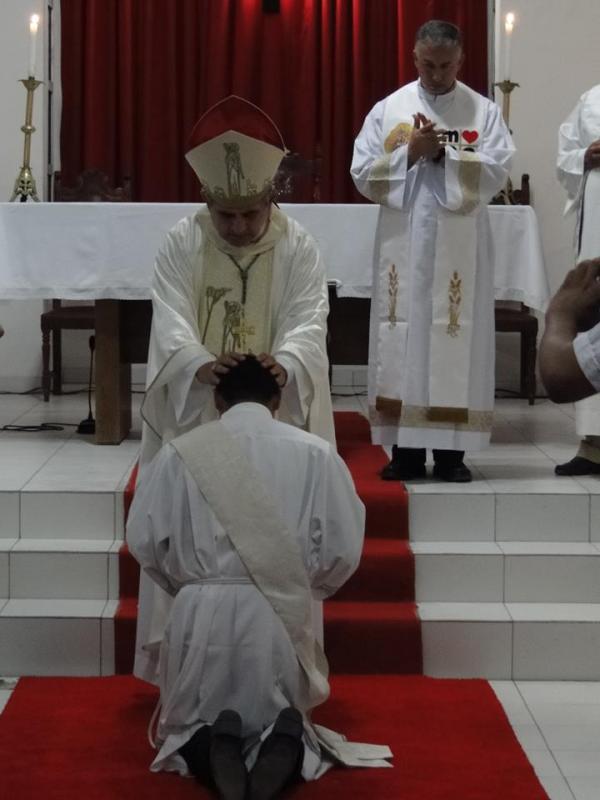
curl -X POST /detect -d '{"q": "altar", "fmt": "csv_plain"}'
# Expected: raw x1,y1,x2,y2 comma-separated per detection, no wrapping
0,202,550,442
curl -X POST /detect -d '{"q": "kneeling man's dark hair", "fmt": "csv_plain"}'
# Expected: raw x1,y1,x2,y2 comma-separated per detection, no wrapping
215,355,281,406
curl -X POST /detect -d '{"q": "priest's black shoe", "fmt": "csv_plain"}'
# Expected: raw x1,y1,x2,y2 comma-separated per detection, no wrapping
381,446,426,481
247,707,304,800
179,723,212,782
209,710,247,800
555,456,600,476
432,462,472,483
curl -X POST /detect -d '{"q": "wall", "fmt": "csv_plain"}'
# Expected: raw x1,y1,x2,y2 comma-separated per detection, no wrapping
3,2,600,392
0,0,47,391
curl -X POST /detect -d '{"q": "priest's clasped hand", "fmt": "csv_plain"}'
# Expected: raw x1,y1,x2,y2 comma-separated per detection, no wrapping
407,112,446,167
584,139,600,171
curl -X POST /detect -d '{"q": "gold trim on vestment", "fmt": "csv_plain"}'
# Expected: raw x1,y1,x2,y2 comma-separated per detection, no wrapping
384,122,413,153
447,271,462,337
375,395,403,417
426,406,469,423
388,264,398,326
370,403,492,432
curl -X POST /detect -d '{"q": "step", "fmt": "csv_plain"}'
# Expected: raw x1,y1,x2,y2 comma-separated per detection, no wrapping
334,538,415,602
407,474,594,543
412,541,600,603
0,599,118,676
419,602,600,680
5,539,121,601
324,600,422,674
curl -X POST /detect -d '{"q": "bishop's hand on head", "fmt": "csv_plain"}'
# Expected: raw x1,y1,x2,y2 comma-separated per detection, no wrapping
196,351,246,385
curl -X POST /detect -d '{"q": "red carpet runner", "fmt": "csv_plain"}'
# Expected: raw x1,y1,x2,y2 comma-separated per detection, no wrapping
0,675,549,800
116,411,421,674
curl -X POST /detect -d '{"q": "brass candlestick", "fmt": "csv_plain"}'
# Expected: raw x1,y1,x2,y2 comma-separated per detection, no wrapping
10,77,43,202
491,79,520,205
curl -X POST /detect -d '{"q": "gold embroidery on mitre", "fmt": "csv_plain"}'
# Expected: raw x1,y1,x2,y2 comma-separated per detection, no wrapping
447,271,462,337
388,264,398,326
384,122,413,153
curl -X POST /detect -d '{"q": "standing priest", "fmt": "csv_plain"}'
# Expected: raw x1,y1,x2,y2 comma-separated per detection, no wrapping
351,20,514,482
555,85,600,475
135,96,333,685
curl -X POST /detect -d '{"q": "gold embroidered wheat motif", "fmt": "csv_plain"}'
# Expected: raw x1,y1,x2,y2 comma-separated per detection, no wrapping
447,271,462,337
388,264,398,326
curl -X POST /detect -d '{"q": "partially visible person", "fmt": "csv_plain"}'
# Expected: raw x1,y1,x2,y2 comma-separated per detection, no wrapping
351,20,514,483
135,96,334,684
540,258,600,404
128,357,389,800
555,86,600,474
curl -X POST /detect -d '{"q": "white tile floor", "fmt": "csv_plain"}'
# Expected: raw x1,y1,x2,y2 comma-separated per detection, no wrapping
1,387,600,798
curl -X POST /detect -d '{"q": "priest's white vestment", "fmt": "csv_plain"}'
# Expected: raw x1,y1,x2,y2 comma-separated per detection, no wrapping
134,206,334,682
558,85,600,439
127,403,366,780
351,81,514,449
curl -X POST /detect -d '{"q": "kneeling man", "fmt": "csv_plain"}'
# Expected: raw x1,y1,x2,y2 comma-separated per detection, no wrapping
128,357,389,799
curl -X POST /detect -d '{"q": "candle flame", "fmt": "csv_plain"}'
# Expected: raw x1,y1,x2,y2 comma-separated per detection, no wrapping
30,14,40,32
505,11,515,32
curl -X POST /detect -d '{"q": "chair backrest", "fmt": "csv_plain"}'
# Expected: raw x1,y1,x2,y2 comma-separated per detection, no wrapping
276,146,322,203
53,169,132,203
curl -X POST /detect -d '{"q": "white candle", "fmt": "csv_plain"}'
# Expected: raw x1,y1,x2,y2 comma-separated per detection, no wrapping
504,12,515,81
29,14,40,77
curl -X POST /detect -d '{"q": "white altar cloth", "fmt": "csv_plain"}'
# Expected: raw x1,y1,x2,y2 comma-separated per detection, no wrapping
0,202,549,310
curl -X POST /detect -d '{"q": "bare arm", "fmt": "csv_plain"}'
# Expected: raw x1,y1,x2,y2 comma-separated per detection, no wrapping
540,259,600,402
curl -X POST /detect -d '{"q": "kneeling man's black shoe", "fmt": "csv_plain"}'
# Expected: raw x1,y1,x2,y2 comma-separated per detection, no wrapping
248,707,304,800
179,723,212,782
209,710,247,800
432,462,472,483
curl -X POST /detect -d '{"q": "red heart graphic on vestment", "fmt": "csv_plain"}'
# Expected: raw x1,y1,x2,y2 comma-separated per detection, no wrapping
462,130,479,144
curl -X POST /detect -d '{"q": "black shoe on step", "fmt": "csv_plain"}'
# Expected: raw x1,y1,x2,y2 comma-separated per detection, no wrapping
555,456,600,476
432,462,472,483
179,723,212,782
209,710,247,800
381,446,426,481
247,707,304,800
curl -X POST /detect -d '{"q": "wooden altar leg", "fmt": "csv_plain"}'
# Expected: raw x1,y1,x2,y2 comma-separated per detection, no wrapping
95,300,132,444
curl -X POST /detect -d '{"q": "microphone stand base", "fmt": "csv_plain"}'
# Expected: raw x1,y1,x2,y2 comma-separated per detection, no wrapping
77,416,96,435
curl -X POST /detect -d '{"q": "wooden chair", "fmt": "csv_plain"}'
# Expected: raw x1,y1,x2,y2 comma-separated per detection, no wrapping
41,170,131,400
492,173,538,404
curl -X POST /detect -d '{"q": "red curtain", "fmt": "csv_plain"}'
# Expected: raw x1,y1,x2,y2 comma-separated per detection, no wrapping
60,0,488,202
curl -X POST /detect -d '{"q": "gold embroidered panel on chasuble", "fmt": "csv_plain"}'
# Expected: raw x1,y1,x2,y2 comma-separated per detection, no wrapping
197,242,274,356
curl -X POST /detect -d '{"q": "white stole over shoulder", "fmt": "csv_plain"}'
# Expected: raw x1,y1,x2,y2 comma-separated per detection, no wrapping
170,420,392,770
170,421,330,708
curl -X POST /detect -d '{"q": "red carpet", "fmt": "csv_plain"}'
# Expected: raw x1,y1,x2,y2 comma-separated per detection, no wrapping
116,412,421,674
0,674,548,800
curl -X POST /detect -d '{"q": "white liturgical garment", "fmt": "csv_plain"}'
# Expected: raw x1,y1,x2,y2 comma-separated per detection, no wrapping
351,80,514,450
127,403,378,780
135,207,334,682
558,84,600,437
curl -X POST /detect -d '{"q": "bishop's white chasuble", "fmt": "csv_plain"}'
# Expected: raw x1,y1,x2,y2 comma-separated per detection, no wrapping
352,81,514,449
